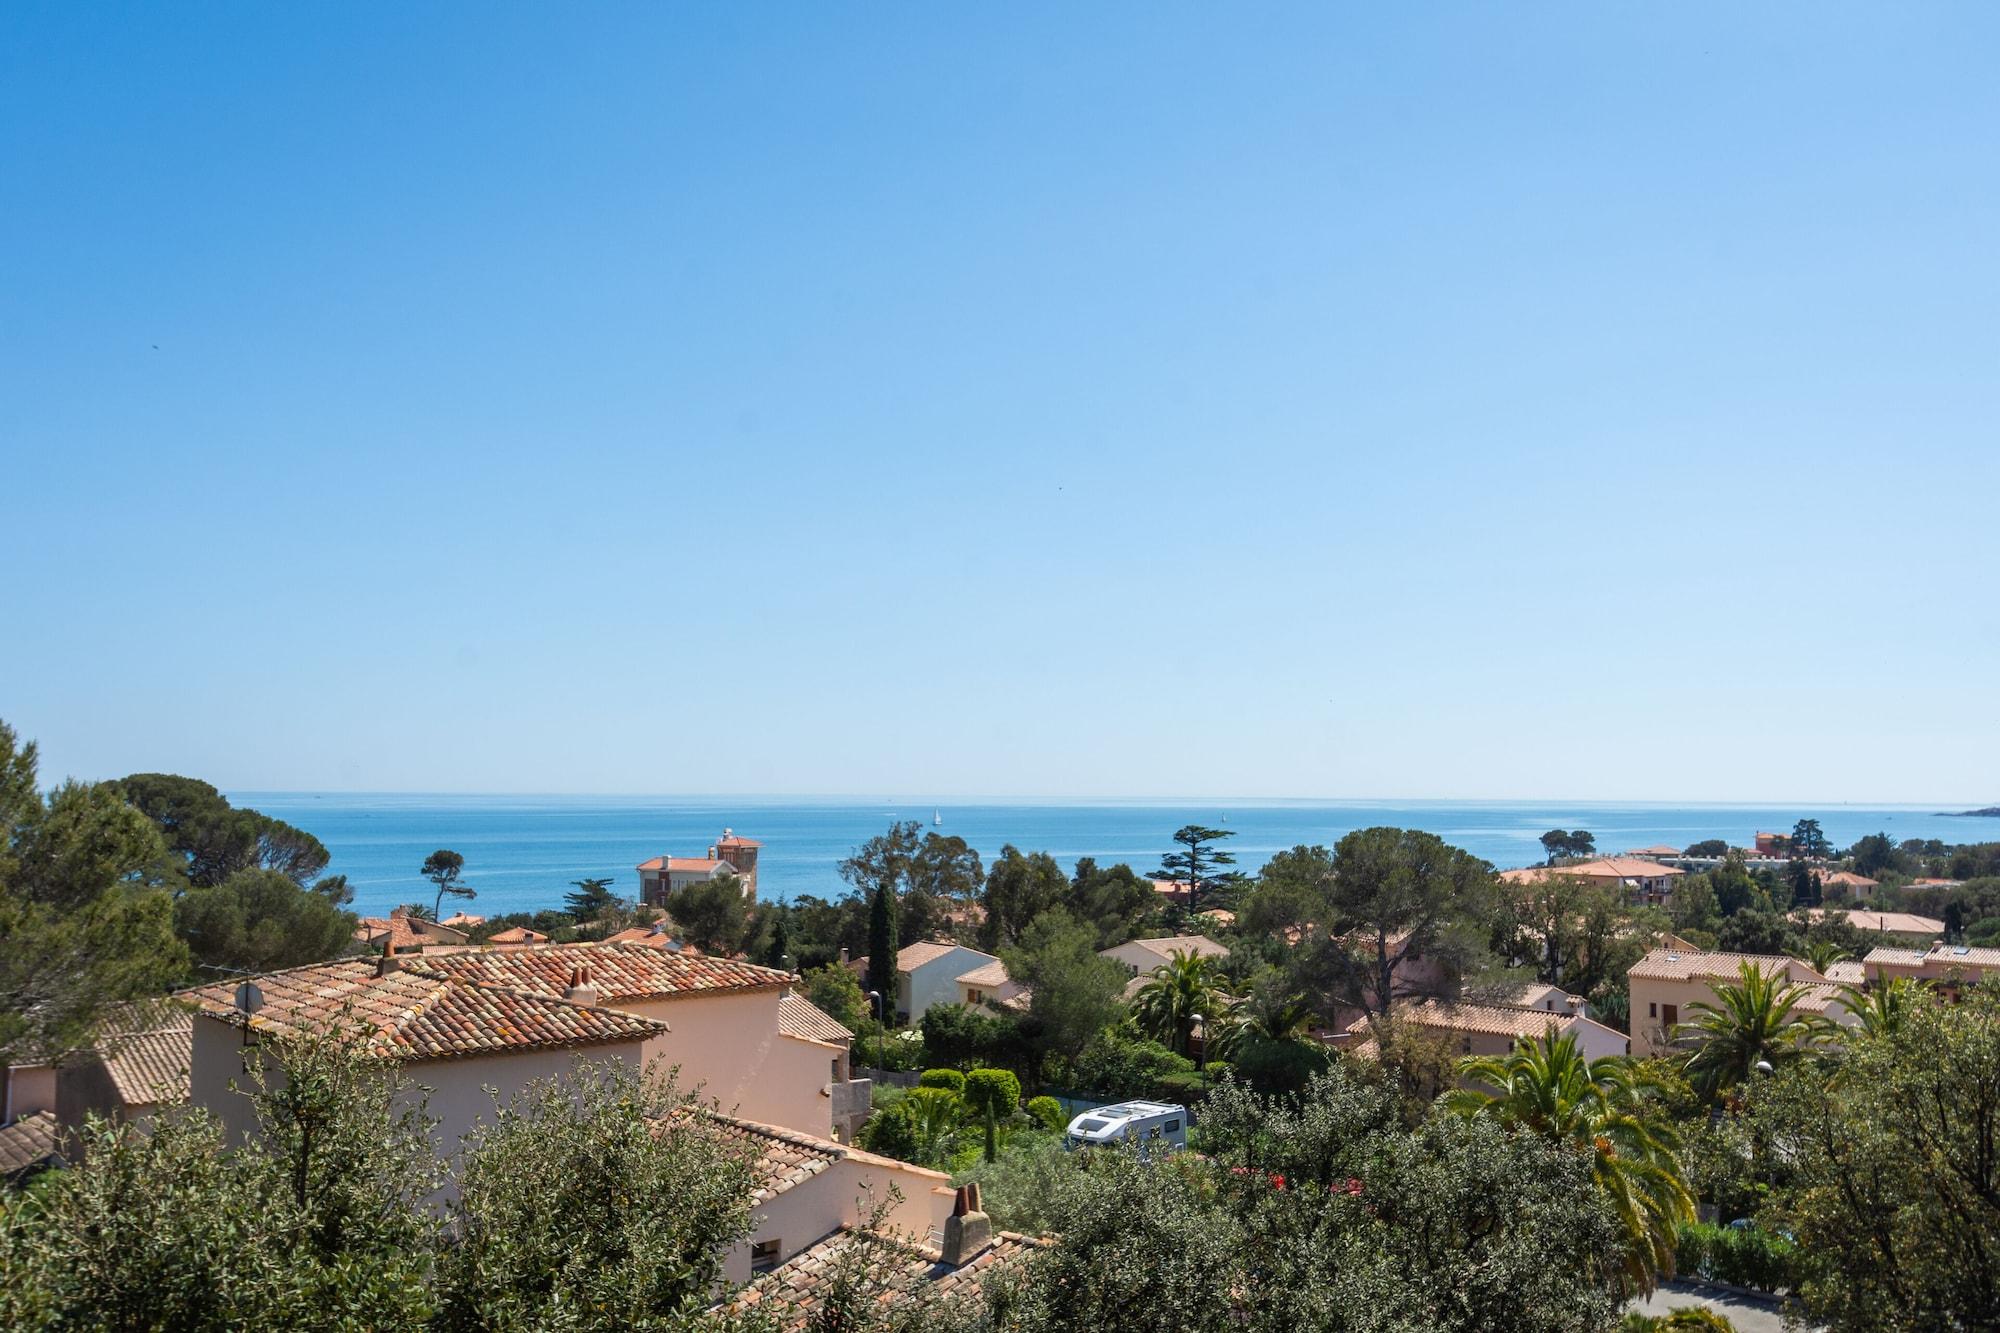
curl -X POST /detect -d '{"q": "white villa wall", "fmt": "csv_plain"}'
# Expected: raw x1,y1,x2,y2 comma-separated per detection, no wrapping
622,990,837,1138
4,1063,55,1123
190,1013,645,1164
722,1151,955,1285
900,947,996,1022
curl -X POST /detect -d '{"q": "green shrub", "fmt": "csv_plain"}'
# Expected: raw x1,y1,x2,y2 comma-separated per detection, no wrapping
920,1003,1028,1071
1230,1033,1331,1094
1026,1096,1065,1133
858,1101,921,1161
1154,1067,1230,1103
1674,1221,1795,1292
918,1068,967,1094
964,1069,1024,1163
857,1029,928,1072
1073,1031,1194,1100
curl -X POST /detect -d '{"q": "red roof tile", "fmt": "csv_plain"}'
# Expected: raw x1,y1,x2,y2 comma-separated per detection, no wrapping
721,1228,1045,1329
777,993,852,1045
189,959,667,1062
96,1004,195,1108
419,941,793,1002
0,1112,60,1176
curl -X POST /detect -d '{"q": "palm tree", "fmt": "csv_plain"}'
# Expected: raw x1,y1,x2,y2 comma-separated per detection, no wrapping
1130,950,1223,1057
1803,938,1851,976
1448,1031,1694,1292
1207,979,1314,1063
1678,961,1833,1096
1851,975,1919,1040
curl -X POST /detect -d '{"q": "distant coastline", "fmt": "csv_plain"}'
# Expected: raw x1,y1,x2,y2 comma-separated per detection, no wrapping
237,792,2000,920
1943,806,2000,817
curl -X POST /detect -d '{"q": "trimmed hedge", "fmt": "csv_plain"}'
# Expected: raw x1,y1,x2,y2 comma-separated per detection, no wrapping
918,1068,966,1094
1674,1221,1796,1292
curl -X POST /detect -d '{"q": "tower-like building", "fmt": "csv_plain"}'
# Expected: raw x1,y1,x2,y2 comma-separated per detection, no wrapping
637,828,762,906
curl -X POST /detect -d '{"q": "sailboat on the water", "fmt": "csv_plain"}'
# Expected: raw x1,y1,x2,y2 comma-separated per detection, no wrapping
933,808,942,826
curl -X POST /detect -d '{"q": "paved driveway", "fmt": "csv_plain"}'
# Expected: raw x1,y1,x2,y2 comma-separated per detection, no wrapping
1625,1280,1812,1332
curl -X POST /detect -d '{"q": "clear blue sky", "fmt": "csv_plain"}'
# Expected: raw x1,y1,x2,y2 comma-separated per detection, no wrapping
4,5,1996,803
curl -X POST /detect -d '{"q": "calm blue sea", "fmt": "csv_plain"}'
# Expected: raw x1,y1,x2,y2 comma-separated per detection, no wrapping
229,794,1999,921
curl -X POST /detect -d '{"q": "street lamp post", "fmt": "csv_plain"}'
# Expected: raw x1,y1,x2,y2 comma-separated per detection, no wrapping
1191,1012,1204,1082
868,990,884,1072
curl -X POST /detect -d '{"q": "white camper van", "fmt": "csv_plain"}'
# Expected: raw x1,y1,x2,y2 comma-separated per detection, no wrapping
1063,1100,1188,1155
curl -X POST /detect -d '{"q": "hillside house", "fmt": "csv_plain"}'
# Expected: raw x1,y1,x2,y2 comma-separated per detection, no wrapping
1344,994,1628,1063
639,829,762,904
1099,934,1230,978
1501,857,1687,907
1627,949,1853,1058
418,943,868,1139
687,1111,958,1284
1863,942,2000,993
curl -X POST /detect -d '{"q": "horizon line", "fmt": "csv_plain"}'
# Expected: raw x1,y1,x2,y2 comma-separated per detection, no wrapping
218,788,1995,812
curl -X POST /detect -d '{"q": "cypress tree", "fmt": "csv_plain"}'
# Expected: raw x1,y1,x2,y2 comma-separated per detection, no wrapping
866,884,899,1020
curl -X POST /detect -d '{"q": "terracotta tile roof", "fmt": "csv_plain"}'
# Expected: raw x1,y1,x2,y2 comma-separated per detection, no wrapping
1629,949,1824,983
896,941,977,972
722,1227,1045,1329
0,1111,60,1176
1867,942,2000,970
1349,998,1590,1042
1824,960,1866,985
701,1114,842,1202
189,960,667,1062
1791,983,1849,1014
96,1004,195,1108
662,1110,945,1205
420,941,792,1002
1505,858,1687,884
439,912,486,928
777,993,853,1045
356,914,466,950
1863,946,1932,968
1801,909,1943,936
486,926,550,944
715,835,763,848
1116,935,1229,964
600,926,695,950
1626,845,1682,857
954,959,1012,989
1818,872,1879,889
1481,981,1575,1011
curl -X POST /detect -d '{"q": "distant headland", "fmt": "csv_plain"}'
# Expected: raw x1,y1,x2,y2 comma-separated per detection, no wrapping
1943,806,2000,817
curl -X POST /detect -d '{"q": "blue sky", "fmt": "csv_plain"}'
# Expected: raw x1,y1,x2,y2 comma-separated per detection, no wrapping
4,5,1996,803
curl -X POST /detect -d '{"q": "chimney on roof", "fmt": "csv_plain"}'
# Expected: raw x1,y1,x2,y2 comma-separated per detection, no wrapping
564,962,599,1007
1566,993,1583,1013
378,936,402,976
839,947,850,966
941,1183,992,1267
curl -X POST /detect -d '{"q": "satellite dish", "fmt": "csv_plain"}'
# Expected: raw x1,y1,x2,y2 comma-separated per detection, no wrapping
233,981,264,1016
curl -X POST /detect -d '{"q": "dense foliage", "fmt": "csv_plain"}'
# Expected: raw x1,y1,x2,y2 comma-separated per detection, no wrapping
1750,982,2000,1331
0,722,187,1066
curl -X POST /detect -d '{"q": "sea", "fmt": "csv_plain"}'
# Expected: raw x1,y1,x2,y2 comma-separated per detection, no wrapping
229,794,2000,922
